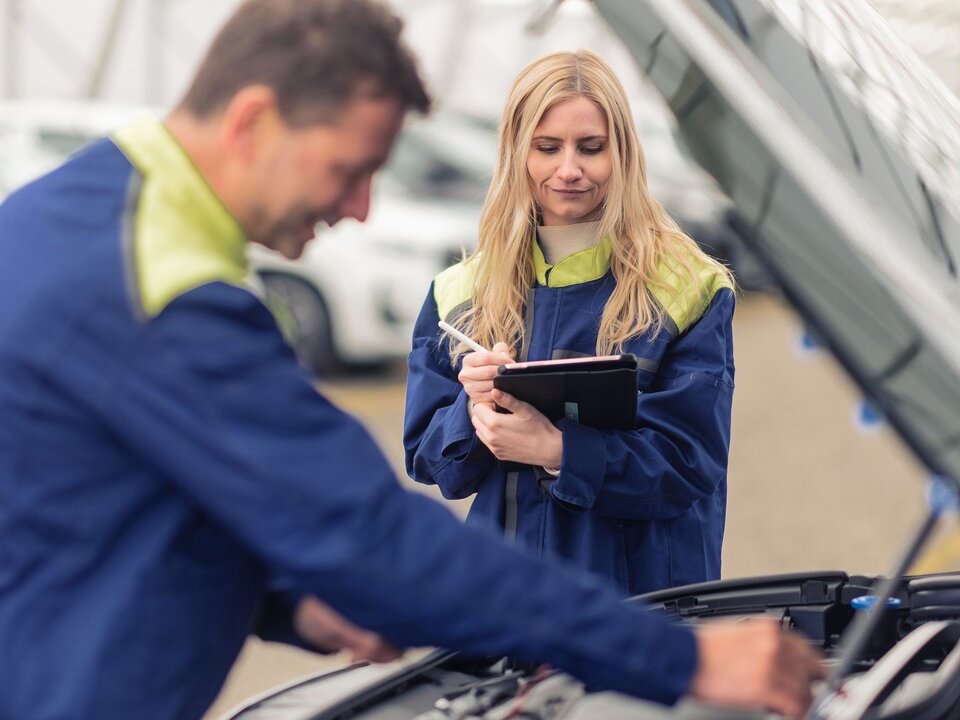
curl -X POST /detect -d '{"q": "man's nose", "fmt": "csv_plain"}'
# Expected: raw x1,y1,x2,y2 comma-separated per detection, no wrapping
339,177,372,224
556,150,583,182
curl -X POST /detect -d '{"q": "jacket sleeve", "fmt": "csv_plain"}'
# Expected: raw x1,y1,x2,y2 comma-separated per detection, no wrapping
549,289,735,521
402,285,494,499
102,283,697,705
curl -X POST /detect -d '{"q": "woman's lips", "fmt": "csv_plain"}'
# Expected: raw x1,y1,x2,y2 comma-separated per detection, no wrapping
550,188,589,197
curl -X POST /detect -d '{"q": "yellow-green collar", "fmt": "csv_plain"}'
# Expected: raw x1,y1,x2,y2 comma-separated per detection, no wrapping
113,118,247,267
533,234,613,287
112,117,249,317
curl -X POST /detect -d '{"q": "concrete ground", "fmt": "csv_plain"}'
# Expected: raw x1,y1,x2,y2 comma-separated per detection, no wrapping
204,291,948,719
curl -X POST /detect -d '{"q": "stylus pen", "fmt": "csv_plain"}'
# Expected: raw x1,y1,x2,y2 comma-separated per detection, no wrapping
437,320,489,353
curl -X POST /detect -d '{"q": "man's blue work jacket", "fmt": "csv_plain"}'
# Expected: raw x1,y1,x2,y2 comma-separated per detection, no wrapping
405,240,735,596
0,119,699,720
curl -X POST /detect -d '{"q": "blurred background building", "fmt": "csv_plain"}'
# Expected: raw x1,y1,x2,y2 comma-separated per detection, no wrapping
0,0,957,107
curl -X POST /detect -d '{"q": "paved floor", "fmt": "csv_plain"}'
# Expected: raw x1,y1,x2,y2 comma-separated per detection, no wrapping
204,291,942,719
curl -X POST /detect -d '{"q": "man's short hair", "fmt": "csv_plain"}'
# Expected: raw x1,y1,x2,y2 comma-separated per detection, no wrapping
178,0,431,125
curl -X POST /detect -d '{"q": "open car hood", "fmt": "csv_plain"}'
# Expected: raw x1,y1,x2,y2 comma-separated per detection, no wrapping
592,0,960,486
224,6,960,718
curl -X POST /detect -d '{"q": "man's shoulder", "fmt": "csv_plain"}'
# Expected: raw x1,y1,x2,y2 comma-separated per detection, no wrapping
0,141,138,334
0,138,133,218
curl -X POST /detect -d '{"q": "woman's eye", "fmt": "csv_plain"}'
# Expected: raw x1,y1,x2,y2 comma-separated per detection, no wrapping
535,145,559,154
580,145,604,155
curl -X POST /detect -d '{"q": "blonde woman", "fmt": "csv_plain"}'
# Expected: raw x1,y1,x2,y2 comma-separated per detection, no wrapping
404,50,735,596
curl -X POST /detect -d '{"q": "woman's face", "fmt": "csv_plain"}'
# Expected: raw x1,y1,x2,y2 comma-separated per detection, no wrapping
526,95,613,226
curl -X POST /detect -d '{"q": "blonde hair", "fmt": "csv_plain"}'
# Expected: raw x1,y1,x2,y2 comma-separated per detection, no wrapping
448,49,733,362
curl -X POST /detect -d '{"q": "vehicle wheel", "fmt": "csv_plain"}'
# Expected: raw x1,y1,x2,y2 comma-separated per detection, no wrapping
259,272,338,376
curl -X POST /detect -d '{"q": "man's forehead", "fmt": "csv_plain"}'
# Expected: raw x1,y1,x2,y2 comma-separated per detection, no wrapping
341,91,405,124
338,94,405,152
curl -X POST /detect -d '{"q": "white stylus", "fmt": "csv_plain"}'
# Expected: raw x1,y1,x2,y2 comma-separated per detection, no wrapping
437,320,489,353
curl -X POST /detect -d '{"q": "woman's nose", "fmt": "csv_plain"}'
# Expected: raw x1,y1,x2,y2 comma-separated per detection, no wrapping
556,150,583,182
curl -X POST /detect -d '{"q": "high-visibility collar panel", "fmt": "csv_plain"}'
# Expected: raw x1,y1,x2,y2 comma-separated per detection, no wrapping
435,237,614,321
533,234,613,287
434,238,733,336
112,117,248,319
434,257,480,323
651,252,735,336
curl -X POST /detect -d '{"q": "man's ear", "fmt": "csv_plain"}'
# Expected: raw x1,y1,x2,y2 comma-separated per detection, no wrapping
220,85,284,164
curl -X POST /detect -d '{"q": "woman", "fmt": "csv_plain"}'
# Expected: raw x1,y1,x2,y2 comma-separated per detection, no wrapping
403,50,735,596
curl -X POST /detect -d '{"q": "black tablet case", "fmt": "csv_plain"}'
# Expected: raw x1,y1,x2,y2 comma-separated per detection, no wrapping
492,353,639,431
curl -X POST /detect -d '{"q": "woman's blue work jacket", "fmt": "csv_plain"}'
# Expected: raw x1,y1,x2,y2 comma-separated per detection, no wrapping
404,237,735,596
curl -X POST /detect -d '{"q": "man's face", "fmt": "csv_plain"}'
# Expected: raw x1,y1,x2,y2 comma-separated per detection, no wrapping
246,94,405,259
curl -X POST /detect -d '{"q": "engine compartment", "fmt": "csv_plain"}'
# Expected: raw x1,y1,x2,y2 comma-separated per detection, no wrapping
227,571,960,720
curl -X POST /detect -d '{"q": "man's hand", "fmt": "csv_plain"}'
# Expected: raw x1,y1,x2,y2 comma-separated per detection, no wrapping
294,596,402,663
471,388,563,468
690,618,826,719
458,341,514,407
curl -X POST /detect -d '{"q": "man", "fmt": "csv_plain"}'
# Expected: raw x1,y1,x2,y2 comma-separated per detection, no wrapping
0,1,822,719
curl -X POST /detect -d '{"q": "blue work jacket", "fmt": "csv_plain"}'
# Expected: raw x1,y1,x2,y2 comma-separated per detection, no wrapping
0,120,698,720
405,238,735,596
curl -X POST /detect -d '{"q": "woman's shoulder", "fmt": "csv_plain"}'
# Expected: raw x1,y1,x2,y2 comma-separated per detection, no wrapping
432,255,482,323
649,241,734,336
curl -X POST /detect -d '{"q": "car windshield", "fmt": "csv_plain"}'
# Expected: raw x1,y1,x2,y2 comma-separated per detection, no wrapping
594,0,960,483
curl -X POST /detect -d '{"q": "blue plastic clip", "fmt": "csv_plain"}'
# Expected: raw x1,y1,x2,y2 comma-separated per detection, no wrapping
854,399,885,433
851,595,902,610
796,329,819,358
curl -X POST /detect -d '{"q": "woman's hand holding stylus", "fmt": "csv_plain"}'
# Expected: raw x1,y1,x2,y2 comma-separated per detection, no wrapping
458,341,514,407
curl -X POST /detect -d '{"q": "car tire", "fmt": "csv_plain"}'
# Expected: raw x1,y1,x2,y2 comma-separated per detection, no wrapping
259,272,339,377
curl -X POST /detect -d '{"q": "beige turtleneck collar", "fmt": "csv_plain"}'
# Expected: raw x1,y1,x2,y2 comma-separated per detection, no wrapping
536,221,602,265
